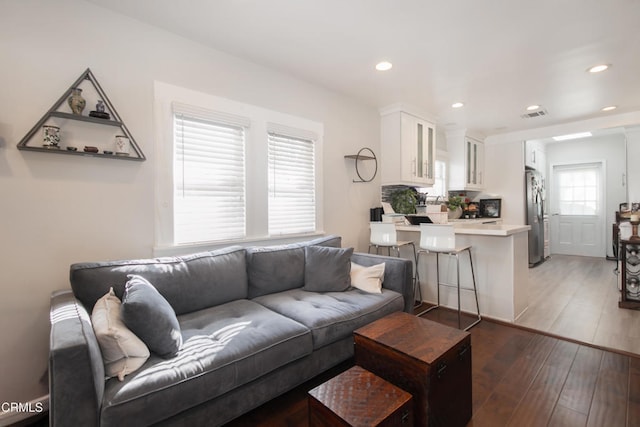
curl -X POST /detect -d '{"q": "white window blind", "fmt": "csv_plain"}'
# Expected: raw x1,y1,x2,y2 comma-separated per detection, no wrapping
173,108,247,244
268,130,316,235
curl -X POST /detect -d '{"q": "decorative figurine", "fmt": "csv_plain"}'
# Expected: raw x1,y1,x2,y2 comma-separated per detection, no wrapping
67,88,86,115
89,99,110,119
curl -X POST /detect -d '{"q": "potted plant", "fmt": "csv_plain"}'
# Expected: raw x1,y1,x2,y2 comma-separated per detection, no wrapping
391,188,417,214
447,195,466,219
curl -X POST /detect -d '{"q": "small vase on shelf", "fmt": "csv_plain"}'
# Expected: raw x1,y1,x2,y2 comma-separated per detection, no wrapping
42,125,60,148
67,88,86,115
115,135,130,156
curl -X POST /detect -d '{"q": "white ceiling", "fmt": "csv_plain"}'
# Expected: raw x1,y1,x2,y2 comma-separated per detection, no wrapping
85,0,640,137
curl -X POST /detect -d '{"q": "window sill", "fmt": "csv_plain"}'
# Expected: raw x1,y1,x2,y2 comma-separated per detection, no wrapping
153,231,326,257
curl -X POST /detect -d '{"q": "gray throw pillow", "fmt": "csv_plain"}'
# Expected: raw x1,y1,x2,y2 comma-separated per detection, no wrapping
121,274,182,358
303,246,354,292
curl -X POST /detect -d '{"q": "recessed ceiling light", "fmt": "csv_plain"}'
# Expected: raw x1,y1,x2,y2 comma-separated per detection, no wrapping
451,102,464,108
552,131,593,141
375,61,393,71
526,105,541,111
601,105,617,111
588,64,610,73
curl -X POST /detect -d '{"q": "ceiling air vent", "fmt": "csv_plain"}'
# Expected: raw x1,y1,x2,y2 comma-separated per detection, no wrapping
521,109,548,119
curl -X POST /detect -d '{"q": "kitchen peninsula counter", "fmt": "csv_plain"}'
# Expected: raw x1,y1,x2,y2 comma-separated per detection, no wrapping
397,223,530,237
396,222,530,323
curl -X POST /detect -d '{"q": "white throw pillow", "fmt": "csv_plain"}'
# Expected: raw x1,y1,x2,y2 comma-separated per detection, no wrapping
350,262,385,293
92,287,150,381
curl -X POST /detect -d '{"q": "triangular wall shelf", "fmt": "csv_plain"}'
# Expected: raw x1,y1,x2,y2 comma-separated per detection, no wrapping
17,68,145,161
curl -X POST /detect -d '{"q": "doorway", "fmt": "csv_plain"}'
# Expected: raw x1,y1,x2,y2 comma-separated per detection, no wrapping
549,162,605,257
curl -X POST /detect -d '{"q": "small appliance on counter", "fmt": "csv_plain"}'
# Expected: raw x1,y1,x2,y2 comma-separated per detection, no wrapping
370,207,384,222
479,198,502,219
404,215,433,225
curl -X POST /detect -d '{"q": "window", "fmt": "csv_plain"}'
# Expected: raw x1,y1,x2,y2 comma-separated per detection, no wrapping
556,163,600,215
173,105,249,244
154,82,323,251
268,130,316,235
432,159,447,197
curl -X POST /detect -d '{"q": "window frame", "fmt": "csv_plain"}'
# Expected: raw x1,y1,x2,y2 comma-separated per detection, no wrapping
154,81,324,255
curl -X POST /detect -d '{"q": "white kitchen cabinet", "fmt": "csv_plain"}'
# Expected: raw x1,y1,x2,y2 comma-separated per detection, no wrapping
380,109,436,186
447,130,485,191
524,140,546,175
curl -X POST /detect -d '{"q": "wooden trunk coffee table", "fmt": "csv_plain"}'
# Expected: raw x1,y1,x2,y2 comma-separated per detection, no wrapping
308,365,413,426
354,312,472,427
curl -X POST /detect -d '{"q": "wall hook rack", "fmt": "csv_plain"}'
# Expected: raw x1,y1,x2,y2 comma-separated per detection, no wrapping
344,147,377,183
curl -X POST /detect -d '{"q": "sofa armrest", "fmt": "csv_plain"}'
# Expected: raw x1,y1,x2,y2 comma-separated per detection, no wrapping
49,290,103,427
351,253,414,313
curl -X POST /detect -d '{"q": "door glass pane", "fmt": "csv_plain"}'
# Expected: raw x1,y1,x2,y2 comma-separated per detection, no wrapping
473,143,477,184
555,164,599,216
466,140,471,183
427,127,434,179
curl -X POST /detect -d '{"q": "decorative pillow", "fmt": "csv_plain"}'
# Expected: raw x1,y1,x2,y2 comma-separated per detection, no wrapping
350,262,385,294
121,275,182,358
303,246,354,292
91,288,150,381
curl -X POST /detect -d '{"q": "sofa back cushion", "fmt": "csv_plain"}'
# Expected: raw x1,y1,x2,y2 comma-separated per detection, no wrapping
246,235,342,298
246,245,305,298
70,246,248,315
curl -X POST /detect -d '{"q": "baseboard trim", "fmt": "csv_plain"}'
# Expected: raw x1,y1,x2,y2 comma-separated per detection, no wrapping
0,395,49,427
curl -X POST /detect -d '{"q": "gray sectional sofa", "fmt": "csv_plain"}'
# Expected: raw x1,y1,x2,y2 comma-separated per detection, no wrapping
48,235,413,426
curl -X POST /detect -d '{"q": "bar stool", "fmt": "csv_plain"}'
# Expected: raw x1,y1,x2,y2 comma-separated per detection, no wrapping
415,223,481,330
368,222,422,304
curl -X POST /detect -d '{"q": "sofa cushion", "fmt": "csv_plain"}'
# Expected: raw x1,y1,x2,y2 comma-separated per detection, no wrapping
252,288,404,349
350,262,385,294
92,288,150,380
121,275,182,358
246,235,343,298
246,245,306,298
303,246,353,292
70,246,248,315
100,299,312,426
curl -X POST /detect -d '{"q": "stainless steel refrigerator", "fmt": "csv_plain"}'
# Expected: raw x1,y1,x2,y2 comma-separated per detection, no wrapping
525,168,545,266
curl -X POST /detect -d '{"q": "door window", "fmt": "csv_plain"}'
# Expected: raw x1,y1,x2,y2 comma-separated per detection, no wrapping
556,164,600,216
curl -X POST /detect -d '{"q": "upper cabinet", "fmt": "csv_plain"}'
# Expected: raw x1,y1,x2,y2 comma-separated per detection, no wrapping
380,107,436,186
524,140,546,176
447,130,485,191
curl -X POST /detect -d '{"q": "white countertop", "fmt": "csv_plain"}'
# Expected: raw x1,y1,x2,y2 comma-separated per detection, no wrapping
397,223,530,237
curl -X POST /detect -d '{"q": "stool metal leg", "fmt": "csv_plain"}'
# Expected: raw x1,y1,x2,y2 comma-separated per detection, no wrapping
464,247,482,331
456,253,461,330
408,242,422,304
436,252,441,307
415,250,441,317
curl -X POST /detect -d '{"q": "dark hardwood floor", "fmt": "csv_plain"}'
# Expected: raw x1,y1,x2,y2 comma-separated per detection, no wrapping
225,307,640,427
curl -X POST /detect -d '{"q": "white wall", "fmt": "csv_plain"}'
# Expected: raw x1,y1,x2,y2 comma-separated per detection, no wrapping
0,0,381,404
483,141,526,224
627,126,640,202
546,134,627,257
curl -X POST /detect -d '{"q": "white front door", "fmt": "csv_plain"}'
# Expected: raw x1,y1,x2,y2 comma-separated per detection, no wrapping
550,162,605,257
